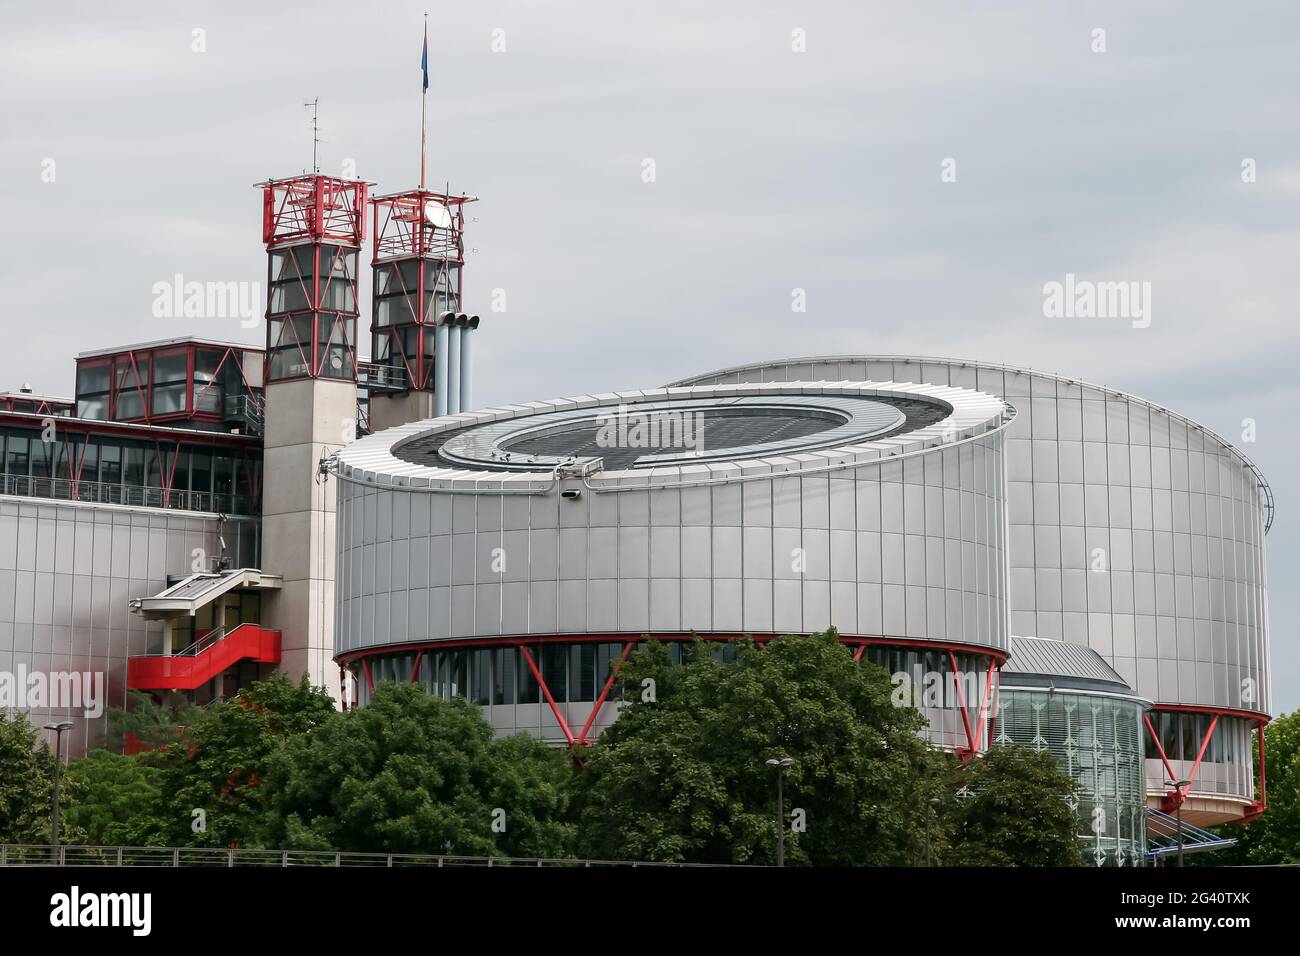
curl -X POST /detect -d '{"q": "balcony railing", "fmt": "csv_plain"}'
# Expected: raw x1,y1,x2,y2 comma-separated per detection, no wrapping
0,474,256,516
128,623,281,691
0,844,736,868
356,361,409,392
223,394,265,435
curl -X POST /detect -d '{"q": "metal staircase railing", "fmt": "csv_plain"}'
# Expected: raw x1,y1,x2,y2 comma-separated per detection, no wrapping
1146,807,1238,862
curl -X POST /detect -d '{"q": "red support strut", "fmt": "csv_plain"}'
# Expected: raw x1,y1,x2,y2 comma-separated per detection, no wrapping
517,644,575,746
575,641,636,745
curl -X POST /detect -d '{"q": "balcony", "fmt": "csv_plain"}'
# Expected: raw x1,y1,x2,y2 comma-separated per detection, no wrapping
356,361,409,393
0,474,257,517
222,393,265,436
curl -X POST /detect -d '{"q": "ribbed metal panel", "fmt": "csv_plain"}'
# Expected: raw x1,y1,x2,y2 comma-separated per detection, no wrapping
1003,636,1128,687
997,688,1148,866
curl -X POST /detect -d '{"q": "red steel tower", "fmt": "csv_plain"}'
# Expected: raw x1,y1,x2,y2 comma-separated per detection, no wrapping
258,173,368,696
366,187,479,431
260,175,367,382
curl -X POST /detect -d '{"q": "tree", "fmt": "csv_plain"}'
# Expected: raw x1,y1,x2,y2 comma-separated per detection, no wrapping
106,690,200,753
574,632,950,865
64,751,167,846
942,744,1082,866
142,672,337,847
258,682,575,858
0,712,54,844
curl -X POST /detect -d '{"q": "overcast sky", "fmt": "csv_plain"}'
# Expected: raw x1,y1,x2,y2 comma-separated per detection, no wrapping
2,1,1296,711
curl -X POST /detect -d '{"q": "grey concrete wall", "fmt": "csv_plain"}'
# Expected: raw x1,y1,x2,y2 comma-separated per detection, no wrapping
261,376,356,698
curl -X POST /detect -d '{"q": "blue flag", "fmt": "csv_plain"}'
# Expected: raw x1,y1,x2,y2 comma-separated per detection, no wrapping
421,25,429,92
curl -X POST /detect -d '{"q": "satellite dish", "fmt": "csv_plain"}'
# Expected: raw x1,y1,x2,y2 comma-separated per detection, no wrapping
423,200,452,229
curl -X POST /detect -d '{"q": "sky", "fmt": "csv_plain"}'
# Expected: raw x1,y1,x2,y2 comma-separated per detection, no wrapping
1,1,1296,711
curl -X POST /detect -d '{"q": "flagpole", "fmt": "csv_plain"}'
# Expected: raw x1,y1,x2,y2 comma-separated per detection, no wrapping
420,13,428,191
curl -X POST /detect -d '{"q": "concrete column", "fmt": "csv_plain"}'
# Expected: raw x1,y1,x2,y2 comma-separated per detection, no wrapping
259,376,357,699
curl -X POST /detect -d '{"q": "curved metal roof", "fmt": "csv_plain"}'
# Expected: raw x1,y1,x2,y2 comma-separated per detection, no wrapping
1002,635,1137,696
669,353,1274,533
334,380,1012,494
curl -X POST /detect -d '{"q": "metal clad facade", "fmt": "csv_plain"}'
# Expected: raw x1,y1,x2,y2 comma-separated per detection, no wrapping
0,496,257,755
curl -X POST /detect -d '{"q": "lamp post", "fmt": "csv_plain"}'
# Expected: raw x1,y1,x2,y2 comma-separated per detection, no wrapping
765,757,795,867
1164,778,1191,867
43,721,75,863
926,797,941,867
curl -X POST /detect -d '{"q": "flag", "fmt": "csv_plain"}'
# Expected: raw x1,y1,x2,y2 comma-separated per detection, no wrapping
421,23,429,92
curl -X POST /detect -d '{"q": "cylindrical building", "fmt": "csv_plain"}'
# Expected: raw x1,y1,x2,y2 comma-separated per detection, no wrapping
334,379,1015,752
673,356,1272,826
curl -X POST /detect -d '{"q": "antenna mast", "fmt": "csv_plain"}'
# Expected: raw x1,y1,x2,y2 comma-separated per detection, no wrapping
304,97,321,174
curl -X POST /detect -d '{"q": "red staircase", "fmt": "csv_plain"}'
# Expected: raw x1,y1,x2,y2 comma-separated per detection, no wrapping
128,624,281,691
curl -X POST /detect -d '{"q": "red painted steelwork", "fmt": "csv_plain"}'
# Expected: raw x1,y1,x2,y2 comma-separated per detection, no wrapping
127,625,280,692
516,643,575,746
336,632,1009,668
947,650,977,759
1143,705,1270,819
575,641,636,745
971,658,998,755
263,175,367,248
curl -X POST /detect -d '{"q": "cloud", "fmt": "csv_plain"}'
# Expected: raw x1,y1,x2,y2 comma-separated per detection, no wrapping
2,0,1298,710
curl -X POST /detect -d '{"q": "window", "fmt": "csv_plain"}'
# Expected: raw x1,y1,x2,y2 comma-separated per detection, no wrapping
5,433,29,478
320,247,357,312
492,648,515,705
268,246,316,315
267,314,315,380
316,315,355,380
76,362,112,420
80,439,98,484
213,454,234,497
541,645,568,702
469,650,490,705
373,260,419,330
152,350,189,416
99,443,120,485
193,348,224,414
114,357,149,419
517,649,539,703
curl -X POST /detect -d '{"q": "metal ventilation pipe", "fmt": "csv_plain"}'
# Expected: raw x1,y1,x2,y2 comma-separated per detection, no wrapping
459,315,479,413
434,318,450,417
446,318,462,415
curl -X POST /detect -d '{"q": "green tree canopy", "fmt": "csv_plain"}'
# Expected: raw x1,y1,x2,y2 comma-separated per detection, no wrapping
258,682,575,858
0,712,54,844
65,750,166,847
943,744,1082,866
1209,710,1299,865
106,690,200,752
142,672,337,847
574,632,951,865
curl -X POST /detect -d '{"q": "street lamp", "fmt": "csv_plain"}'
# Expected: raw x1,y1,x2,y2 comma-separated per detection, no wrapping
1164,778,1191,867
926,797,941,867
765,757,795,867
43,721,75,863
